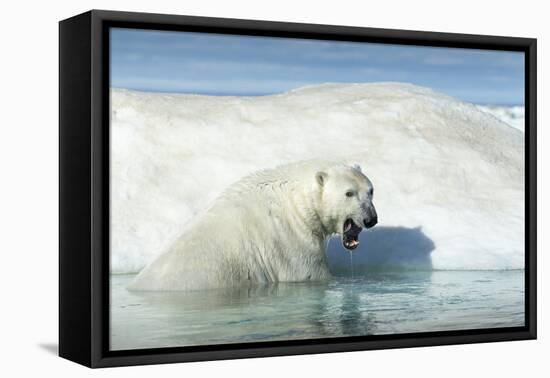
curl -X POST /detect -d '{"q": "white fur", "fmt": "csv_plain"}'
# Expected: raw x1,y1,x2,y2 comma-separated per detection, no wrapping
128,160,375,291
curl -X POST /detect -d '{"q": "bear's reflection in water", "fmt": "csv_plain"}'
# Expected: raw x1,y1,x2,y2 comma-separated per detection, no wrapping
110,269,524,351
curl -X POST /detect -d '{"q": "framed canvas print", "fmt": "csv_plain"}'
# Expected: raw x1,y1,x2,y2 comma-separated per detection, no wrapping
59,10,537,368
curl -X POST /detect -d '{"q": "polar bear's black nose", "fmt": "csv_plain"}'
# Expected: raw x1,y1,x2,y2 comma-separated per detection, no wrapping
364,216,377,228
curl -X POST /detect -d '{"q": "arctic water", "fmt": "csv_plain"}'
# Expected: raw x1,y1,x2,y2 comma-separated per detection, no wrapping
110,270,524,350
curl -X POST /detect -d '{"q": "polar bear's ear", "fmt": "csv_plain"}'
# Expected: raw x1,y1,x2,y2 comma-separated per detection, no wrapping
352,163,362,172
316,171,328,187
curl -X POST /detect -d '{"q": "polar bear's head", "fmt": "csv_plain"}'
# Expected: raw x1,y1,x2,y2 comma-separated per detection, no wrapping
315,164,377,250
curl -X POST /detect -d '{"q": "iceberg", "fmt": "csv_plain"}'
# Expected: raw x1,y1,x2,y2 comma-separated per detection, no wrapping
110,83,524,273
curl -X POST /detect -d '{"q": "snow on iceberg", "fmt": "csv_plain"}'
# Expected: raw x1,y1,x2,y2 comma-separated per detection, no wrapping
477,105,525,132
110,83,525,273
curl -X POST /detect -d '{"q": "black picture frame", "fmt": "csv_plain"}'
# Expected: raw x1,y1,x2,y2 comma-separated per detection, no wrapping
59,9,537,368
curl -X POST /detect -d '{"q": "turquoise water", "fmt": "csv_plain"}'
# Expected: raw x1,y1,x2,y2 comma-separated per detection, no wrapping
110,270,524,351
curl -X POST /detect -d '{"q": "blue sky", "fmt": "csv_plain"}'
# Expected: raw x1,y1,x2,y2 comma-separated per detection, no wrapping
110,28,525,105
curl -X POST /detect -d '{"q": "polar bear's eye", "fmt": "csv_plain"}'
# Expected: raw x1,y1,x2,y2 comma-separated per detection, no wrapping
345,190,355,198
369,188,374,197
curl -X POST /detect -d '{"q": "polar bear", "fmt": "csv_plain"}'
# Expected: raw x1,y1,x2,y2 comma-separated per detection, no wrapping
128,160,377,291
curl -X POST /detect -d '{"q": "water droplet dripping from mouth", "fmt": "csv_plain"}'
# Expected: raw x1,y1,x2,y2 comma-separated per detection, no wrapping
349,250,354,279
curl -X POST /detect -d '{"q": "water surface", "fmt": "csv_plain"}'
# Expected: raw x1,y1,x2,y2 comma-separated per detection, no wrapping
110,270,524,351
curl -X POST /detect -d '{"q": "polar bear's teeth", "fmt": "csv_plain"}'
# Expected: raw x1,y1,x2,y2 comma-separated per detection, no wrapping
344,239,359,248
344,222,352,232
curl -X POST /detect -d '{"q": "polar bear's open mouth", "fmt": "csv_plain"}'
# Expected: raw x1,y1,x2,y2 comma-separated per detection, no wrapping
342,218,362,250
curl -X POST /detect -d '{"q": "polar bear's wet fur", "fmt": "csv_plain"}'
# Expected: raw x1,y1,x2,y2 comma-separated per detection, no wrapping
128,160,377,291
